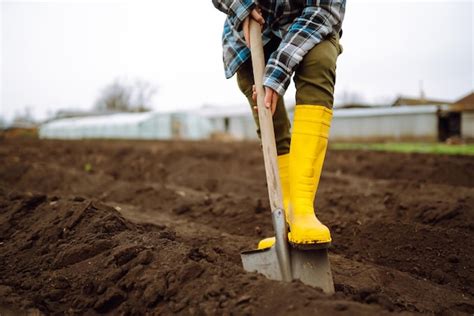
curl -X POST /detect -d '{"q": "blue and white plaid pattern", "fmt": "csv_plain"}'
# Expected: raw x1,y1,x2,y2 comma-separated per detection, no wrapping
212,0,346,96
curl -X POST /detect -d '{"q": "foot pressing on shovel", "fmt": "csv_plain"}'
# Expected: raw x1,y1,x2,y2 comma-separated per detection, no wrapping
240,19,335,294
253,100,333,250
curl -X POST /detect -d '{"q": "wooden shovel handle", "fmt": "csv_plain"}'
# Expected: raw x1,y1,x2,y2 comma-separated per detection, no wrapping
249,20,284,213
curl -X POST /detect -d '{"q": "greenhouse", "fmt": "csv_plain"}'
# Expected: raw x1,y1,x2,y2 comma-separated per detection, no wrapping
39,111,212,140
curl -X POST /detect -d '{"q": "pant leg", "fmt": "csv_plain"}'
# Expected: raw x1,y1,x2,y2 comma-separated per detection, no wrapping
293,33,342,109
236,39,291,155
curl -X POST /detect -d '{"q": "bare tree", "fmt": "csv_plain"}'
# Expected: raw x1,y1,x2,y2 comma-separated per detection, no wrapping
95,78,157,112
132,79,158,112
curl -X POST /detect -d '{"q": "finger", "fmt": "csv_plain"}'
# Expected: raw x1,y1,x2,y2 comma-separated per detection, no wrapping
264,89,272,109
244,20,250,48
243,18,250,48
271,92,278,115
251,10,265,25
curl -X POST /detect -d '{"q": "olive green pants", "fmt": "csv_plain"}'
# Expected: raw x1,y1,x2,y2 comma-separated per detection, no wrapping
237,33,342,155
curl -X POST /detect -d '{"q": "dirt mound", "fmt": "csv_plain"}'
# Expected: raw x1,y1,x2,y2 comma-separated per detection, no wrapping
0,138,473,315
335,221,474,295
325,149,474,188
0,190,390,315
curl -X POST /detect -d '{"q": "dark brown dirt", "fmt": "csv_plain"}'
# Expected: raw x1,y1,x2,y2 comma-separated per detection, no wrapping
0,138,473,315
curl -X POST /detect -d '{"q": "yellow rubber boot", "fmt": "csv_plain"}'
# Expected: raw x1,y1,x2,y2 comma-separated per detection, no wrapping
257,153,289,250
257,237,275,250
287,105,332,247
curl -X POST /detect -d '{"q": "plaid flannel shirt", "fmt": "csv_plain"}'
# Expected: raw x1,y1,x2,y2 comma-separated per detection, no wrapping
212,0,346,96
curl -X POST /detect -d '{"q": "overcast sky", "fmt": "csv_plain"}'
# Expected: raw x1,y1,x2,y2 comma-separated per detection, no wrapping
1,0,473,122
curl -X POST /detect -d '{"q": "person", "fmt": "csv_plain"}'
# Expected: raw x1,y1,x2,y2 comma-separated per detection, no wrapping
212,0,346,249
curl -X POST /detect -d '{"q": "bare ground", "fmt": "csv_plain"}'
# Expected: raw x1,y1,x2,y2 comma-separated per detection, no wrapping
0,139,473,315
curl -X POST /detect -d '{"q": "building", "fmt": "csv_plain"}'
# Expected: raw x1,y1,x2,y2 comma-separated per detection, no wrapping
453,92,474,141
200,105,258,140
39,111,212,140
39,91,474,143
1,117,39,139
330,105,443,142
329,92,472,143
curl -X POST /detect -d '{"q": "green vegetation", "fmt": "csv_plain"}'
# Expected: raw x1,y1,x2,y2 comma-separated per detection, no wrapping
84,163,93,173
330,142,474,156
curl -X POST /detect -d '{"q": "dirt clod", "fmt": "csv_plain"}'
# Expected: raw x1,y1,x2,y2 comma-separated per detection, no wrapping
94,287,127,313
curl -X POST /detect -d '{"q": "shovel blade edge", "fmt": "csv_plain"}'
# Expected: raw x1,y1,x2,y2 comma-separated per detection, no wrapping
241,247,283,281
291,248,335,294
240,247,335,294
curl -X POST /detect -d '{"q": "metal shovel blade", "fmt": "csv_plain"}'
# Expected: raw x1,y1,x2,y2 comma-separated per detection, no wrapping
241,208,292,282
240,209,335,294
241,246,283,282
241,246,335,294
290,247,335,293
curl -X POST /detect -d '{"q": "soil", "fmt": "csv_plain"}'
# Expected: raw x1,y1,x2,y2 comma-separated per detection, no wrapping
0,138,473,315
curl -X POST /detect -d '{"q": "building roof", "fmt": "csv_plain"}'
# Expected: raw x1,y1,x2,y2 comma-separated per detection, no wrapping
454,92,474,105
43,112,158,129
334,105,440,118
451,92,474,111
199,105,250,118
9,120,38,129
335,103,376,109
392,96,450,107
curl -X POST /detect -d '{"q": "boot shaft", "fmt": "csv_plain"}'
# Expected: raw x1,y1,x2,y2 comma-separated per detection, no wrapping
289,105,332,212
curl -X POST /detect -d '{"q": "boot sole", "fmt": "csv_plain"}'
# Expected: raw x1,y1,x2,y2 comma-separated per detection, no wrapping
289,240,332,250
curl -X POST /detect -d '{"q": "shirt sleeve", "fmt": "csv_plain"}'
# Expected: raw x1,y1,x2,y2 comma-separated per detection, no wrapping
211,0,255,29
263,0,346,96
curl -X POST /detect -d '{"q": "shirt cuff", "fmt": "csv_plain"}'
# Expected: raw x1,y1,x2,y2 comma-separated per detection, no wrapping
263,71,290,96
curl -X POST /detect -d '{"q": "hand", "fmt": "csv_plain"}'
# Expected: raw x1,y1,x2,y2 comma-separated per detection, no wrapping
242,7,264,48
264,87,278,115
252,85,278,116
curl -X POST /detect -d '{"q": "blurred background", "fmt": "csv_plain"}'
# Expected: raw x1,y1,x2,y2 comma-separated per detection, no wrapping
1,0,473,149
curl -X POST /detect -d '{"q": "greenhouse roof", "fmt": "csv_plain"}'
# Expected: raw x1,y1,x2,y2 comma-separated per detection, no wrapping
43,112,158,128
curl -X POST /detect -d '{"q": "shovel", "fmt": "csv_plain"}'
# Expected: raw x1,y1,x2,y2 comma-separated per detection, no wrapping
240,19,335,294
